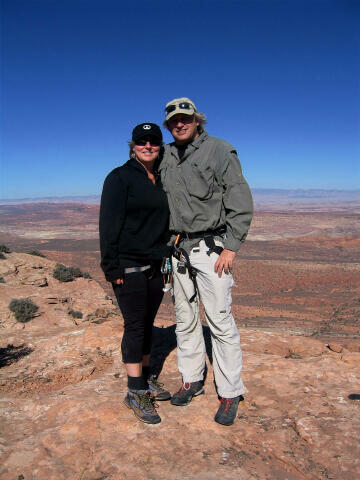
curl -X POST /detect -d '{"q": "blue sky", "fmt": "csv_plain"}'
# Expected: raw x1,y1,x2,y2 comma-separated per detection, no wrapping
1,0,359,199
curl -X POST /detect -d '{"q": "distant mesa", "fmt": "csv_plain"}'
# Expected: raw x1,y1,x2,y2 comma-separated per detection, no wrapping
0,195,100,205
1,189,359,206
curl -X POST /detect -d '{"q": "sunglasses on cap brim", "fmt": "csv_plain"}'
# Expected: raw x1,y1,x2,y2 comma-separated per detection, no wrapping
165,102,194,114
134,136,161,146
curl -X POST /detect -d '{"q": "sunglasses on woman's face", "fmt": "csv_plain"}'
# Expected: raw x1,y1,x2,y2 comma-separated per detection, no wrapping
165,102,193,114
135,136,161,146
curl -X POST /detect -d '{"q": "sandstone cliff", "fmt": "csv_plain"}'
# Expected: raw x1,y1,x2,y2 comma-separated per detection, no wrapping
0,253,359,480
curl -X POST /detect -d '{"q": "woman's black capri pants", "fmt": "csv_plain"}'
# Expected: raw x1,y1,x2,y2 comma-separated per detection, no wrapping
112,267,164,363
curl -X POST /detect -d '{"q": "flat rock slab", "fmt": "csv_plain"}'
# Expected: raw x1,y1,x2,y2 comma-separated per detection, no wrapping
0,254,359,479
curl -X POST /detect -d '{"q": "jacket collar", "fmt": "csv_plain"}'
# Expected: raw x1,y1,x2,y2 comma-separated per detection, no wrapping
168,129,208,163
127,158,148,175
127,158,160,182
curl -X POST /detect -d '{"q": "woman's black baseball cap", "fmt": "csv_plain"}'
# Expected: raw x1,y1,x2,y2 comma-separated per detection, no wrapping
132,123,163,143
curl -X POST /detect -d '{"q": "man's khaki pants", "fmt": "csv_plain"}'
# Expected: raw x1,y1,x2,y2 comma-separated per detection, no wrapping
172,239,246,398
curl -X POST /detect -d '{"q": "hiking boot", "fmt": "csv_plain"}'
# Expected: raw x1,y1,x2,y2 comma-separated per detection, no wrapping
170,381,204,406
124,390,161,424
148,375,171,401
214,395,242,426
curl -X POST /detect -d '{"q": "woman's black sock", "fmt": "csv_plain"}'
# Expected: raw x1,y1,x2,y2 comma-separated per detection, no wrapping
142,366,151,382
127,375,148,392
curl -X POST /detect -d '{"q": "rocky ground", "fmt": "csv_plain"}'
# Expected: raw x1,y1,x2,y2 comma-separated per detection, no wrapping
1,252,359,480
2,204,360,344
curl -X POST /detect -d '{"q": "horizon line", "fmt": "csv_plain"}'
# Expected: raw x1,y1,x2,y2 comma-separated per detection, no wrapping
1,188,360,204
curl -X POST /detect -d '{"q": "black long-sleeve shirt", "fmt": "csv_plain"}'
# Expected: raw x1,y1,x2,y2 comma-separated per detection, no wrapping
99,158,170,282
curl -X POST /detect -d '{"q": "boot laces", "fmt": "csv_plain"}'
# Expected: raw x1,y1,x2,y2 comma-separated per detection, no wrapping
220,397,234,413
150,376,164,389
139,391,158,411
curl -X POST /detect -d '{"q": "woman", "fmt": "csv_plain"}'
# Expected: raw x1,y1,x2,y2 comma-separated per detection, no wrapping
99,122,170,424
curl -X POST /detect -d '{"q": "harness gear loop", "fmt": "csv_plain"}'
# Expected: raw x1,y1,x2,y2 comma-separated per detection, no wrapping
177,246,199,303
203,234,224,257
172,235,199,303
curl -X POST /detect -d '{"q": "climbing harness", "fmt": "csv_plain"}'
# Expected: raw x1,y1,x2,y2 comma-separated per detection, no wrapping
172,228,226,303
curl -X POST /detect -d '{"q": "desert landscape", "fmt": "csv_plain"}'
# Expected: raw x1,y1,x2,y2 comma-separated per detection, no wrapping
0,190,359,479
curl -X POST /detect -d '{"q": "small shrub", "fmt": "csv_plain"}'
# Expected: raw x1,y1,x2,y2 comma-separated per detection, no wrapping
0,245,11,253
0,277,5,283
68,309,83,319
53,264,74,282
9,298,39,323
70,267,91,279
28,250,46,258
68,266,83,278
53,264,91,282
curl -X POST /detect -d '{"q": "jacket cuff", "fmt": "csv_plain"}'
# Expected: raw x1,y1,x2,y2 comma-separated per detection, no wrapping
223,235,243,252
104,266,125,283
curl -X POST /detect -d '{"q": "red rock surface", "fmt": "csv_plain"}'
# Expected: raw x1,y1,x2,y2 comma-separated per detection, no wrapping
1,253,360,480
2,203,359,342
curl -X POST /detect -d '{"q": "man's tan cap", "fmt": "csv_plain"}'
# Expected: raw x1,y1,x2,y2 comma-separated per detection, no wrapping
165,97,197,121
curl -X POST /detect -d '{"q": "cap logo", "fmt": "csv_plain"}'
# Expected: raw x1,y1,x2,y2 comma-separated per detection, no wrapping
143,124,151,130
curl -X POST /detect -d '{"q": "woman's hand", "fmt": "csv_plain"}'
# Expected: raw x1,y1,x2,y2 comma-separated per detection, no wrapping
112,278,124,285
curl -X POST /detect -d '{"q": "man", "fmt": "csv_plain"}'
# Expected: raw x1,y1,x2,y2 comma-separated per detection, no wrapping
159,97,253,426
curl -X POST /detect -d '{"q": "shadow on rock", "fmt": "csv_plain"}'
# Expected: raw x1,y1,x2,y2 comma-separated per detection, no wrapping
0,344,33,368
150,324,213,377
